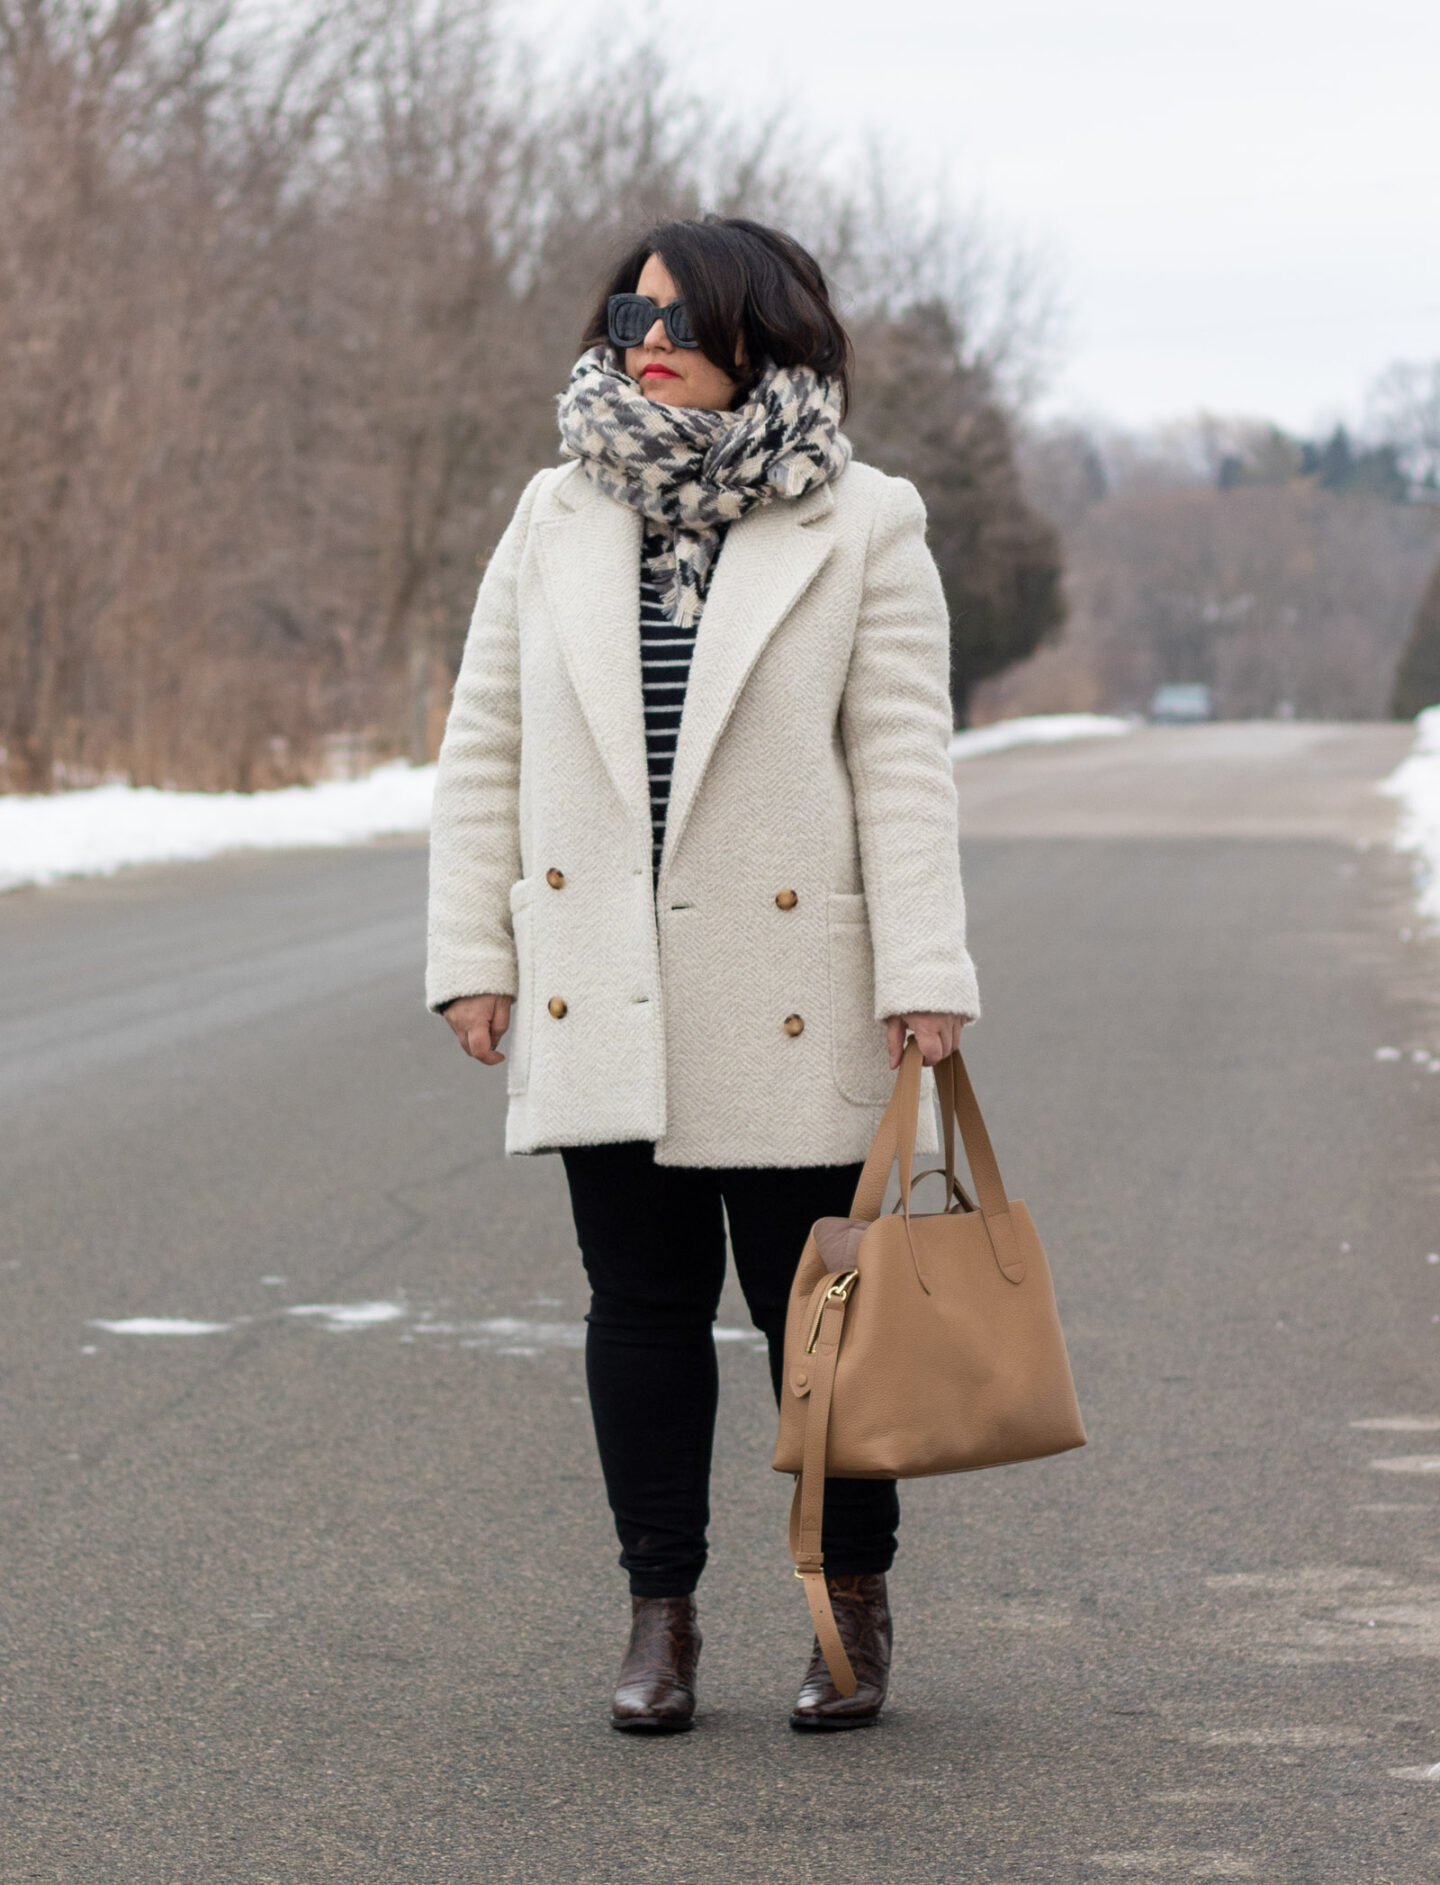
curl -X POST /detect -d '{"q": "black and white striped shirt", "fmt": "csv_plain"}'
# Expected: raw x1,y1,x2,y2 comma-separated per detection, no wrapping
640,524,716,875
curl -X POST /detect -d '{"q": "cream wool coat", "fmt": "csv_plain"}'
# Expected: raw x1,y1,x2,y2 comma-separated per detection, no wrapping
426,455,981,1167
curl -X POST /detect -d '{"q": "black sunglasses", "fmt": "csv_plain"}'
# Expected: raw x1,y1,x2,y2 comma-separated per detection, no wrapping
607,293,698,351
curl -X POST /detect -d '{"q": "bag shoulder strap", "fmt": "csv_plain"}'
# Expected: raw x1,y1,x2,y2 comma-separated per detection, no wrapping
786,1273,860,1697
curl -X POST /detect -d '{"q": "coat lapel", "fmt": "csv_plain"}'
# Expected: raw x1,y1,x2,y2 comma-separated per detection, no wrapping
662,482,836,870
533,471,650,841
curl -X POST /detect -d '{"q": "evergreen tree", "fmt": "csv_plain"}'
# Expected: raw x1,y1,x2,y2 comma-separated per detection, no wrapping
1316,426,1355,490
847,303,1065,725
1392,556,1440,717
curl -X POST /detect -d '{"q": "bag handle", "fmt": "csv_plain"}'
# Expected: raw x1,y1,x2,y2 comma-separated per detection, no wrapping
850,1040,1026,1284
849,1038,924,1221
934,1050,1009,1221
936,1054,958,1202
896,1168,976,1215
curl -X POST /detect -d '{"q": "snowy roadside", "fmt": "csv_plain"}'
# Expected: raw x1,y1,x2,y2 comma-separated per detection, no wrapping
1380,705,1440,924
0,762,436,894
948,713,1133,760
1,714,1140,895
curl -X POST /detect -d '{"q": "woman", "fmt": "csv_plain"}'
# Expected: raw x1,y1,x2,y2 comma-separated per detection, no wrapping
427,217,979,1733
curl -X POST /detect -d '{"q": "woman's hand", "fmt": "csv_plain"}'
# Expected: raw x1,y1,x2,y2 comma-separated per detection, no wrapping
886,1012,966,1070
444,994,512,1065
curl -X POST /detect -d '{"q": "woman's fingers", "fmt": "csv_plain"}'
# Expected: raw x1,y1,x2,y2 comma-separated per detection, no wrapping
444,994,510,1065
888,1011,969,1066
914,1019,944,1064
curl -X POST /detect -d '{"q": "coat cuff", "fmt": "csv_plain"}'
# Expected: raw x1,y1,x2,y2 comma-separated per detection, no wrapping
872,952,981,1025
425,948,518,1014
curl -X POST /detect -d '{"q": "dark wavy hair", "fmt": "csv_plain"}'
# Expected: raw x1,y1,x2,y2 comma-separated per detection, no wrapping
581,216,853,416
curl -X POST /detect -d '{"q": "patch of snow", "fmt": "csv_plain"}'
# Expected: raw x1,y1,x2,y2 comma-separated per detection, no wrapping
423,1317,755,1351
1351,1416,1440,1431
1370,1455,1440,1473
0,761,435,894
457,1317,586,1350
91,1316,232,1335
948,713,1133,760
1380,706,1440,923
286,1300,406,1332
1374,1046,1402,1060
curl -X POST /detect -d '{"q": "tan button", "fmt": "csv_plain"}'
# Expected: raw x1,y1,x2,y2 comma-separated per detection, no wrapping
794,1370,809,1390
547,996,568,1019
783,1013,804,1037
546,868,565,890
775,888,798,911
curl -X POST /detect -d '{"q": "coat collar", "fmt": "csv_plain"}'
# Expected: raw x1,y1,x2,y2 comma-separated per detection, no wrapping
533,464,837,866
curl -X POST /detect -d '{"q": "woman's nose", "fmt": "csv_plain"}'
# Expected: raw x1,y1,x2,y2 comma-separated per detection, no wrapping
644,316,670,349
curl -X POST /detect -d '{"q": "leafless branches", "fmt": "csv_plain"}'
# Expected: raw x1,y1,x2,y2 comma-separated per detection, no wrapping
0,3,1053,789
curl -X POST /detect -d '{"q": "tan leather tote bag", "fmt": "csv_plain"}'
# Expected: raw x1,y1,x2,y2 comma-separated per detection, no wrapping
773,1039,1086,1693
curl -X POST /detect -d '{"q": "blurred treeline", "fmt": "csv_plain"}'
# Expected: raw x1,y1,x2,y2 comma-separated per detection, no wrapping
0,0,1062,793
981,413,1440,724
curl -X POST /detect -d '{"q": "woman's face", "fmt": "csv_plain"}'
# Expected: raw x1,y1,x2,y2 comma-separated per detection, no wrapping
625,254,740,412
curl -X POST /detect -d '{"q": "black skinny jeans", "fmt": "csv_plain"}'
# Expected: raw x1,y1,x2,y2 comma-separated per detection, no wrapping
561,1141,900,1598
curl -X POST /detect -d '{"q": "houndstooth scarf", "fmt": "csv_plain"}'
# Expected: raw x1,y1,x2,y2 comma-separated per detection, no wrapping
556,345,851,627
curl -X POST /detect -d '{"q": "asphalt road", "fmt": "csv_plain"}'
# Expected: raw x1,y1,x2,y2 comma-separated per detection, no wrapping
2,723,1438,1883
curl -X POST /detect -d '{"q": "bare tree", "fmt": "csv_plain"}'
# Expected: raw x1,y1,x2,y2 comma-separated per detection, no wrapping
0,4,1063,790
1368,359,1440,492
977,479,1440,722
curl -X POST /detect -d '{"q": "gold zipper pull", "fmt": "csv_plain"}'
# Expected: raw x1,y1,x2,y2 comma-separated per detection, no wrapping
805,1270,859,1352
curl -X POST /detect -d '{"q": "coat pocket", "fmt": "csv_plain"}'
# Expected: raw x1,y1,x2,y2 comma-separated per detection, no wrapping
826,893,893,1106
506,878,535,1097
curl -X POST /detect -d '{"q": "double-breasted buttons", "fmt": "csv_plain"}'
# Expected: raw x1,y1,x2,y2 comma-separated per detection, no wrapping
545,868,565,889
774,888,798,910
783,1014,805,1037
547,997,568,1020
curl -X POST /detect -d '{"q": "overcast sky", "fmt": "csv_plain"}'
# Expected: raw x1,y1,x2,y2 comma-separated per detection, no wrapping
521,0,1440,434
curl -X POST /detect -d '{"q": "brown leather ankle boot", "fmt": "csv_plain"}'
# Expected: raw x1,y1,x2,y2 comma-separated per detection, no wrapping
610,1595,701,1733
789,1573,892,1731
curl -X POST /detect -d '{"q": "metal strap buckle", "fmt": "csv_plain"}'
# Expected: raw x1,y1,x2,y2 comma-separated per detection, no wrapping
804,1269,859,1353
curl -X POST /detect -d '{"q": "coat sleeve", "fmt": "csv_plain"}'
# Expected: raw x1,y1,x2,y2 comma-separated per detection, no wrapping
839,474,981,1023
425,470,548,1012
